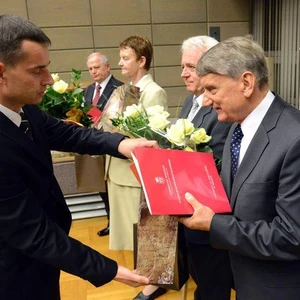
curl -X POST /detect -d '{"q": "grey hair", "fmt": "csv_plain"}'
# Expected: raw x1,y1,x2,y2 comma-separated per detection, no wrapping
196,36,269,90
87,52,109,64
181,36,219,54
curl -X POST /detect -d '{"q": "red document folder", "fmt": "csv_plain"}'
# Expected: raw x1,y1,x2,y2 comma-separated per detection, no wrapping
131,147,231,215
87,107,102,127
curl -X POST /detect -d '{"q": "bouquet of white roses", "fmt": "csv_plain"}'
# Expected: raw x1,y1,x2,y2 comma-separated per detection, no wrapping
110,103,212,153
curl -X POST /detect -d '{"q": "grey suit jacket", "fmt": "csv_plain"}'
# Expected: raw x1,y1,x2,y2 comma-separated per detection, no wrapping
211,94,300,299
84,75,123,110
179,93,232,244
178,93,231,160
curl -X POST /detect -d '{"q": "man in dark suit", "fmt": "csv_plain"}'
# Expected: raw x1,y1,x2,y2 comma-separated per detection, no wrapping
84,52,123,236
180,36,300,300
179,36,233,300
84,52,123,110
0,15,152,300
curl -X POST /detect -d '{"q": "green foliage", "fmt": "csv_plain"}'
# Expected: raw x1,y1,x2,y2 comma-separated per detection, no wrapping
39,69,93,127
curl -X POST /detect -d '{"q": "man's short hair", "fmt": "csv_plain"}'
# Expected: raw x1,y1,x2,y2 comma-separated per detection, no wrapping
120,36,153,71
197,36,269,90
87,52,109,65
181,36,218,56
0,14,51,66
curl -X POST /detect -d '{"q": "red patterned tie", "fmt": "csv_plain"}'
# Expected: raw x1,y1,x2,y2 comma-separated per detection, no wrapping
92,84,101,106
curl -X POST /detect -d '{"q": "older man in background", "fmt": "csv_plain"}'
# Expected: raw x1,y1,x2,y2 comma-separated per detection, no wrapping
84,52,123,236
179,36,233,300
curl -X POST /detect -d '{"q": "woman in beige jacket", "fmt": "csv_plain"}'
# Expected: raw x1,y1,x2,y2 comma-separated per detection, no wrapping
102,36,168,252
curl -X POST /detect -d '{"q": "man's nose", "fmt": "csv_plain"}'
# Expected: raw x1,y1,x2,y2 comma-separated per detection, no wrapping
181,67,189,78
43,70,54,86
202,94,213,107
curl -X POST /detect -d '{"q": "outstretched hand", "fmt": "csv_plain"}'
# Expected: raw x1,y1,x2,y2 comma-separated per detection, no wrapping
178,192,215,231
118,138,158,159
114,265,150,287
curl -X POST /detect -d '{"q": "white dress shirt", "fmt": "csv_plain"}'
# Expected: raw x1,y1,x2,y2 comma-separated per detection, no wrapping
239,90,275,164
93,74,112,99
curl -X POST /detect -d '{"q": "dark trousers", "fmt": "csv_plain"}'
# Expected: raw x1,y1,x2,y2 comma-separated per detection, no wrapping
187,243,233,300
99,182,109,222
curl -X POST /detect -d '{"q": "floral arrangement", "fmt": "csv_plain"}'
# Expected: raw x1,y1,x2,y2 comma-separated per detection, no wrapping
111,103,212,153
39,69,93,127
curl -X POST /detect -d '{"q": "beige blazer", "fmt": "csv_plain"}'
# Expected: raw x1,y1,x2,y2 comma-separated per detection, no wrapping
105,74,168,187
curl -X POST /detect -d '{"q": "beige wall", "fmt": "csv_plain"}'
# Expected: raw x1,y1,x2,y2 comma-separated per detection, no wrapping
1,0,251,117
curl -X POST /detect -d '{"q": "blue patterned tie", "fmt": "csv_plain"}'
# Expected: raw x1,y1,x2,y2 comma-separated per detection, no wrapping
230,124,243,178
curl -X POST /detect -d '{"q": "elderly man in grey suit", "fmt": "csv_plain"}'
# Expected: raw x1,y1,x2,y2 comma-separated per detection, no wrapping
180,36,300,300
84,52,123,237
179,36,233,300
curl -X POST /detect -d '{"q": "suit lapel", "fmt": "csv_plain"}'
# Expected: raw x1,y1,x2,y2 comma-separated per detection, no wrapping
0,111,53,174
229,95,285,209
85,84,95,106
192,106,213,128
221,124,235,199
230,126,269,208
179,94,193,118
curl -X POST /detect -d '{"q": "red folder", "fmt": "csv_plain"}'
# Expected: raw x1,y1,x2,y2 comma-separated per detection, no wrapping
131,147,231,215
87,107,102,127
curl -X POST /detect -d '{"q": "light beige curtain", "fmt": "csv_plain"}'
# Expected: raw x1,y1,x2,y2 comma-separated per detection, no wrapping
252,0,300,108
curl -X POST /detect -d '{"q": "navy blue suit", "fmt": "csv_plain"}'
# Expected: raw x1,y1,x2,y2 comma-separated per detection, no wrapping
84,75,123,111
0,105,126,300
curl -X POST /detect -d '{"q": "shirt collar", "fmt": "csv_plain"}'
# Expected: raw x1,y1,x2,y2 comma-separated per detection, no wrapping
241,90,275,136
98,74,112,91
134,73,151,89
0,104,22,126
194,93,203,107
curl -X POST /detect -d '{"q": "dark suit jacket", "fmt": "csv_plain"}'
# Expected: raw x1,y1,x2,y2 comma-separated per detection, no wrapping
84,75,123,110
179,93,232,244
0,105,126,300
211,94,300,299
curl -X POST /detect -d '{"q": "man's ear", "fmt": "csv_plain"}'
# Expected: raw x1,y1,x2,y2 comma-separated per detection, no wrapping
241,71,255,97
139,56,146,69
0,63,7,84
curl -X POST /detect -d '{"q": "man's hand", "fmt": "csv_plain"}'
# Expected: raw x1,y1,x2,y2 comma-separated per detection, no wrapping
118,138,158,159
113,265,150,287
178,192,215,231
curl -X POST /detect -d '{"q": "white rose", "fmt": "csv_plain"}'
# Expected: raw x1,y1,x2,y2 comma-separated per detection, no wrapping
146,105,164,116
123,103,143,119
148,114,170,130
51,73,60,82
166,123,185,146
190,128,212,144
174,118,195,135
53,80,68,94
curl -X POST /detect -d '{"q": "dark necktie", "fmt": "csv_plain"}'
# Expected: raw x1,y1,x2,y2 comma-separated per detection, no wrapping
92,84,101,106
20,112,32,138
230,124,243,178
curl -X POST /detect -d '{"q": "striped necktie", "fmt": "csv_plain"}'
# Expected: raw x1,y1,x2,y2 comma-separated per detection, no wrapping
92,84,101,106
